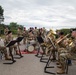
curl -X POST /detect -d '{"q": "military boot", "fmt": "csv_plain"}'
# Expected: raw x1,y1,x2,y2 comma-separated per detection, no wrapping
5,54,11,60
57,68,65,74
57,65,62,68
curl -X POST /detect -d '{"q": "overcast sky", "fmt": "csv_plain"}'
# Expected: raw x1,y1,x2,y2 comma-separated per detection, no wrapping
0,0,76,30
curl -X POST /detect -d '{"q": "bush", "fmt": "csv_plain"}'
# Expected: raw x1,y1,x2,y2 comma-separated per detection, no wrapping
60,29,71,35
0,29,4,35
12,30,17,34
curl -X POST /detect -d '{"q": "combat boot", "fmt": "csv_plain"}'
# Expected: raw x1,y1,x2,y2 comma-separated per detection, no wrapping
57,65,62,68
57,68,65,74
5,54,11,60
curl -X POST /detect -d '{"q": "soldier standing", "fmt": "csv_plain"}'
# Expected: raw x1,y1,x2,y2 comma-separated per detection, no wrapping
22,27,28,44
34,27,38,40
4,31,18,56
17,27,23,45
4,27,9,35
17,27,23,37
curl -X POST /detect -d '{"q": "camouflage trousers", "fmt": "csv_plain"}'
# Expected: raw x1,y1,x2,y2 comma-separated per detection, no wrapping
9,45,17,55
58,48,71,70
0,46,7,54
23,37,26,44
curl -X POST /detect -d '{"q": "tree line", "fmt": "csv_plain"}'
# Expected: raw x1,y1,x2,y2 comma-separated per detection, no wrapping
0,23,73,35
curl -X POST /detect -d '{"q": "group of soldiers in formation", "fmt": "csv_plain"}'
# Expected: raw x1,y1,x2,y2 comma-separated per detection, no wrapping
0,26,76,74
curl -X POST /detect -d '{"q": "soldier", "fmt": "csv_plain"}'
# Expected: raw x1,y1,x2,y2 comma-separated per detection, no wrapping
17,27,23,45
71,29,76,59
22,27,28,44
56,31,71,74
4,27,9,35
28,30,34,40
0,45,11,60
28,30,36,48
4,31,18,55
17,27,23,37
42,27,47,37
45,29,56,60
33,27,38,40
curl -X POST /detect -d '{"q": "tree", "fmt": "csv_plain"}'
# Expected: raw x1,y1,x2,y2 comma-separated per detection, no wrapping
0,6,4,16
0,5,4,23
60,29,71,35
9,22,19,30
9,22,24,34
0,24,5,35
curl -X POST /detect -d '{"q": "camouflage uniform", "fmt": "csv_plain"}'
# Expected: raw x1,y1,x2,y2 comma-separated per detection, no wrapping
69,39,76,59
46,33,56,60
33,29,38,41
0,46,7,54
17,28,23,37
0,45,11,60
22,30,28,44
4,35,17,55
17,28,23,45
57,38,71,74
4,28,9,35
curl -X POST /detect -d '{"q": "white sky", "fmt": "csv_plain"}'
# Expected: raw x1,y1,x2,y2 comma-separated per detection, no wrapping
0,0,76,30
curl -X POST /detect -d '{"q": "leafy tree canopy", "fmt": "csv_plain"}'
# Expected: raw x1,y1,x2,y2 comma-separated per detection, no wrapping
0,5,4,16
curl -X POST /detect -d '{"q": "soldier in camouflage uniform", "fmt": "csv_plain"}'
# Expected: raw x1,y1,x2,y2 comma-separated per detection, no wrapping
4,31,18,56
17,27,23,37
22,27,28,44
17,27,23,45
70,29,76,59
56,32,71,74
4,27,9,35
33,27,38,41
